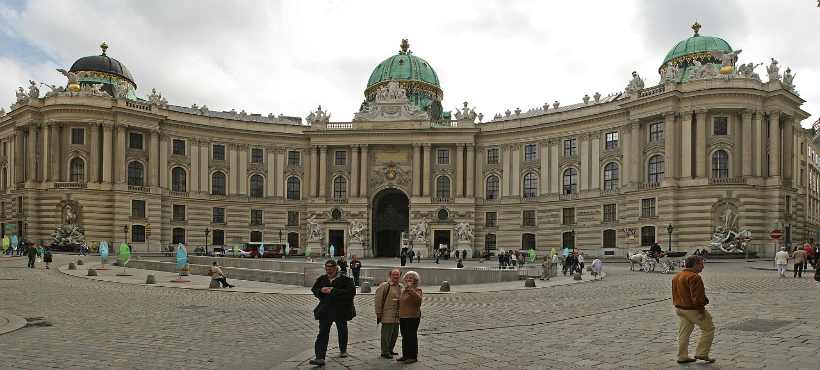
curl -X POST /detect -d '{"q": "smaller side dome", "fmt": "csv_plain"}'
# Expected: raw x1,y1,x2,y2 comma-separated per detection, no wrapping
659,22,732,73
69,42,137,98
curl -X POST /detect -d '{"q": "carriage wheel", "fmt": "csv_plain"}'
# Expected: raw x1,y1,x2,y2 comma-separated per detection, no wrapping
642,261,652,273
660,262,671,274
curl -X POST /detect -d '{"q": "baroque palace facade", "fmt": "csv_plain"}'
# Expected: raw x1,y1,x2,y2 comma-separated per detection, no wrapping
1,25,817,257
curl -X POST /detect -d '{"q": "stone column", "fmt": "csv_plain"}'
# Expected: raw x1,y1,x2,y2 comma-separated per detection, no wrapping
115,125,126,183
238,145,247,194
309,146,318,197
456,144,464,197
318,146,327,197
266,147,276,197
466,144,475,197
422,144,431,196
630,121,640,183
550,140,559,193
540,140,549,194
190,139,200,192
159,135,168,189
149,129,159,187
411,144,421,196
475,146,485,199
8,133,15,189
511,144,521,196
501,144,511,196
769,111,781,177
27,123,37,182
360,144,369,197
663,112,677,179
740,110,753,177
695,110,707,178
580,135,590,191
782,116,794,180
591,135,600,189
102,123,113,183
89,124,100,183
351,145,360,197
41,123,50,182
275,147,285,197
228,144,238,194
200,141,209,193
680,112,693,178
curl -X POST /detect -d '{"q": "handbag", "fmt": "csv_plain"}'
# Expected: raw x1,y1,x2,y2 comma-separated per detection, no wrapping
376,283,391,324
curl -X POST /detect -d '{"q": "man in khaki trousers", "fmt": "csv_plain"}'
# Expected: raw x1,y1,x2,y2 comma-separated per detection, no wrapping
671,255,715,364
374,269,402,359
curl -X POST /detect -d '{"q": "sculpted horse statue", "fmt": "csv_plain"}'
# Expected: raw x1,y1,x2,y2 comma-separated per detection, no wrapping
627,250,647,271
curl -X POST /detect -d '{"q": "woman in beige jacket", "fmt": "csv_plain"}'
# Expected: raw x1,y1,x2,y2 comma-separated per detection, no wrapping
397,271,423,363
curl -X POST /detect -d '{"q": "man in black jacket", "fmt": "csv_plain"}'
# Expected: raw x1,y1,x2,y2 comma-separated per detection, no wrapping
310,259,356,366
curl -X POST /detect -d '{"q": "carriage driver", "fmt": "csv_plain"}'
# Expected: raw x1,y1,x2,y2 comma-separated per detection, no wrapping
649,242,664,262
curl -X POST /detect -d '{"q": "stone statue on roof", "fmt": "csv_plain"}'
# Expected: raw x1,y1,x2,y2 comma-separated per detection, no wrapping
766,58,781,82
306,105,331,125
56,68,79,86
625,71,644,94
737,62,762,81
15,87,27,103
27,80,40,99
782,68,796,91
710,49,742,69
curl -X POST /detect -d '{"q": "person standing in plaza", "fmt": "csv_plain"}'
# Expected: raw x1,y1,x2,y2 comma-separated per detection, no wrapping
540,255,551,280
43,247,53,269
309,259,356,366
577,252,585,275
397,271,423,364
350,255,362,287
803,240,815,267
338,255,348,276
374,269,401,359
775,247,790,278
791,247,806,278
672,255,715,364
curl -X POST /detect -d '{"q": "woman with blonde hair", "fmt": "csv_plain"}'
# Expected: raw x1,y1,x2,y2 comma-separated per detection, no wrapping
397,270,423,363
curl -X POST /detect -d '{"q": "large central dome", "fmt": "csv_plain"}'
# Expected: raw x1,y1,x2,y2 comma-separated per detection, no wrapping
364,39,443,117
659,22,732,74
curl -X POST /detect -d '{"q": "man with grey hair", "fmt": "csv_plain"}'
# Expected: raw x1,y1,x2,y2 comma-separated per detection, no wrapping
672,255,715,364
375,268,402,359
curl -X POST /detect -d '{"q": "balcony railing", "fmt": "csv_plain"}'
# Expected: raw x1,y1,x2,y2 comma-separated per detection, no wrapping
126,100,152,111
600,188,619,196
128,185,150,192
435,196,451,203
638,182,660,190
709,177,745,185
326,122,353,129
169,191,189,197
54,182,86,189
638,84,665,98
331,197,348,203
558,193,579,201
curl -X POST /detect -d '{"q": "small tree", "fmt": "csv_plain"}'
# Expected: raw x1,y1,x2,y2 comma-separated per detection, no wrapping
52,224,86,248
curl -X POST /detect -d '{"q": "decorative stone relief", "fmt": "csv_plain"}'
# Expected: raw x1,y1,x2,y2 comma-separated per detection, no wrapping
354,81,429,122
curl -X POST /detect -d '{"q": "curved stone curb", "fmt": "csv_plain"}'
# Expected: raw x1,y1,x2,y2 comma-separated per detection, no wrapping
0,311,27,336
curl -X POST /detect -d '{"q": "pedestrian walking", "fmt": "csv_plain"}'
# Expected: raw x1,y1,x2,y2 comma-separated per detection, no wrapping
309,260,356,366
350,255,362,287
774,247,789,277
397,271,423,364
408,249,415,264
209,261,235,288
26,243,37,268
338,255,348,276
434,248,440,264
43,247,53,269
577,252,586,275
374,269,401,359
672,255,715,364
540,256,551,280
792,247,806,278
802,241,814,268
400,248,408,266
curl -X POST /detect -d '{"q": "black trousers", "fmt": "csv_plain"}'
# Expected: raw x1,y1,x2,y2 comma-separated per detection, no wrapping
352,271,360,286
214,277,231,287
399,317,420,359
315,319,348,359
793,263,804,277
27,257,35,268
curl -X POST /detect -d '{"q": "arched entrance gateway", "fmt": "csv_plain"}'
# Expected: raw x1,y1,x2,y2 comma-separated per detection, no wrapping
372,188,409,257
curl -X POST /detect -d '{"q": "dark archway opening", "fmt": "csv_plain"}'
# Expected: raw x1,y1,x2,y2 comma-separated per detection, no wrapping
372,188,409,257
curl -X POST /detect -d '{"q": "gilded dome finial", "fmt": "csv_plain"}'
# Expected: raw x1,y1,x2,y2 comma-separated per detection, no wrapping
100,41,108,56
691,22,701,36
400,38,409,54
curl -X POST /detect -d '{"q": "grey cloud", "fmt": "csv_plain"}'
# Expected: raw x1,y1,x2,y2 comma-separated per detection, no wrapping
636,0,748,53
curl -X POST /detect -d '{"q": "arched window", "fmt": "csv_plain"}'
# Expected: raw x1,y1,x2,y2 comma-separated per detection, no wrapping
436,176,450,201
211,171,226,196
127,161,144,186
249,174,264,198
603,229,617,249
485,175,500,200
333,176,347,200
171,167,187,192
286,176,300,200
523,173,538,199
69,158,85,183
562,168,577,194
711,150,729,178
647,155,664,184
172,227,186,244
603,162,619,191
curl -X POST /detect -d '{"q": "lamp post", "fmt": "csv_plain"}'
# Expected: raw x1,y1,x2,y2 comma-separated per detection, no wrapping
667,224,674,252
204,227,210,256
278,229,283,243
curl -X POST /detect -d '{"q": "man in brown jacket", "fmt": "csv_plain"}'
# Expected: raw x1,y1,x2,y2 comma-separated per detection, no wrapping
374,269,402,359
672,255,715,364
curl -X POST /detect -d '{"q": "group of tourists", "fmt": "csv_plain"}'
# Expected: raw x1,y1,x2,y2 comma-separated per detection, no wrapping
561,250,585,275
497,249,526,269
6,240,53,270
774,240,819,278
309,260,424,366
399,248,416,266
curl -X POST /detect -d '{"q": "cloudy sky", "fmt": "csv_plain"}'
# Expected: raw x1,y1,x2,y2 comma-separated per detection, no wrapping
1,0,818,125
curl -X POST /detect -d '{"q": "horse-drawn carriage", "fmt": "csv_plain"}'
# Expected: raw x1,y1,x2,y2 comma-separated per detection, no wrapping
627,250,686,274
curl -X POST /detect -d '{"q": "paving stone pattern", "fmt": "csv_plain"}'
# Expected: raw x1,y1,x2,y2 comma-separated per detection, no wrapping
0,255,818,369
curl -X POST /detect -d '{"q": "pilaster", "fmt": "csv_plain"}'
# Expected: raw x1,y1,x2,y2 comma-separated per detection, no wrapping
769,111,781,177
695,110,707,178
411,144,421,196
741,110,753,177
465,144,475,197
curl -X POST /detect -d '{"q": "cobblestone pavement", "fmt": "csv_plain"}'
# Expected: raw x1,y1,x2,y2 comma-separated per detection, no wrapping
0,254,818,370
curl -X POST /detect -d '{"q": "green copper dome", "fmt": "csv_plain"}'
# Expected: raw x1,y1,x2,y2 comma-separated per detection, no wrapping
659,22,732,72
365,40,441,98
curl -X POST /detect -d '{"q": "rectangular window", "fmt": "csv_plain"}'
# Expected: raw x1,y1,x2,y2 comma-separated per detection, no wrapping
251,148,264,163
172,139,186,155
487,147,499,164
562,207,575,225
649,122,663,143
287,150,301,166
523,210,536,227
603,204,616,223
131,200,146,218
172,204,186,221
485,212,497,228
605,131,619,150
437,149,450,165
71,128,85,145
713,117,728,136
335,150,347,166
524,144,537,161
131,225,145,243
212,230,225,246
212,207,225,224
641,198,657,218
212,144,225,161
287,211,299,226
250,231,263,243
250,209,263,226
563,138,577,157
129,132,144,150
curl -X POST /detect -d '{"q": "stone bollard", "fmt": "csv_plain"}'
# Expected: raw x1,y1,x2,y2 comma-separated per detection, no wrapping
573,272,582,280
145,274,156,284
524,278,536,287
76,259,84,266
68,262,77,270
359,281,371,293
439,281,451,292
87,269,98,276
